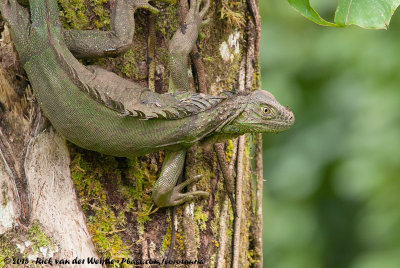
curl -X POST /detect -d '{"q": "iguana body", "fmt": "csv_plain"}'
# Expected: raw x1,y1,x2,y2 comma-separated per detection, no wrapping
0,0,294,208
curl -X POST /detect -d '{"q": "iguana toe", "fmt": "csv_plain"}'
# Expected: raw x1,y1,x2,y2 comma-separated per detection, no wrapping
199,0,210,18
171,190,209,206
153,174,209,207
129,0,159,14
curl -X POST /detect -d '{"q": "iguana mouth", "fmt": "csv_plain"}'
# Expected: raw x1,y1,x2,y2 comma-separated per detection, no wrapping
266,121,293,130
251,120,294,132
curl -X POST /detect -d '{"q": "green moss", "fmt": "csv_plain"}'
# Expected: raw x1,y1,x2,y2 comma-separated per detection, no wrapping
160,223,172,254
253,69,261,90
0,235,17,266
117,48,146,79
87,212,130,260
57,0,90,30
176,232,185,251
90,0,110,29
70,153,130,263
219,0,246,28
125,157,157,200
27,220,54,252
125,157,158,226
225,139,233,162
161,211,185,256
247,249,256,265
137,203,156,226
193,206,208,232
70,150,159,263
57,0,110,30
191,150,212,194
155,2,178,39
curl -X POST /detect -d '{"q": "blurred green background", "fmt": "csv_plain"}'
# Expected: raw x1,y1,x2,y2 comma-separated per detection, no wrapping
259,1,400,268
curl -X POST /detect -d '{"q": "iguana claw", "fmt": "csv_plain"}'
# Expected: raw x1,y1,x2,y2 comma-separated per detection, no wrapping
170,175,209,206
154,175,209,207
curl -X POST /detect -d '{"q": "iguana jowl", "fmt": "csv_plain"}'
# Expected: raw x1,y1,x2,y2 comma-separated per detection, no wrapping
0,0,294,207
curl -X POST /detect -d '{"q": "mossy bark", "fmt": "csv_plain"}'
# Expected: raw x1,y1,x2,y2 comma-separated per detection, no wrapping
0,0,261,267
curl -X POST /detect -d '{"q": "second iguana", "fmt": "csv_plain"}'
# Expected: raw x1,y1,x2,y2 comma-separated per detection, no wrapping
0,0,294,208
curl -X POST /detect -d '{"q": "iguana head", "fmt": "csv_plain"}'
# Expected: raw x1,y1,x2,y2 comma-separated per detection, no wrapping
218,90,295,134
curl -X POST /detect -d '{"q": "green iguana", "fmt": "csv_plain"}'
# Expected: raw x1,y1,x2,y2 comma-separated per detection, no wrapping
0,0,294,208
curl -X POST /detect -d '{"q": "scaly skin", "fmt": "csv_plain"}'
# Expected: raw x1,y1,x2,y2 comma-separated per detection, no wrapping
0,0,294,208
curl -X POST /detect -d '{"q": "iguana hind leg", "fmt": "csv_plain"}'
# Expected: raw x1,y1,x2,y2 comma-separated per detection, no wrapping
63,0,158,58
152,150,209,207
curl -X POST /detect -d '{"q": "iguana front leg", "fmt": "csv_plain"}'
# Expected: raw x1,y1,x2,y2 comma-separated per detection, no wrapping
168,0,209,92
152,150,209,207
63,0,158,58
151,0,210,207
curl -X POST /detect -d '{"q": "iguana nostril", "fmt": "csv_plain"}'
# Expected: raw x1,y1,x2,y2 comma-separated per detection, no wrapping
288,114,295,124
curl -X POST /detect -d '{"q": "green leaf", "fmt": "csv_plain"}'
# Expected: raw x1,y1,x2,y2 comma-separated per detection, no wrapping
335,0,400,29
287,0,337,27
288,0,400,29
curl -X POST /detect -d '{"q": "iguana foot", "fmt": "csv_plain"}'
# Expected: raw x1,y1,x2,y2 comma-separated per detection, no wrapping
186,0,210,29
153,175,209,207
196,0,210,20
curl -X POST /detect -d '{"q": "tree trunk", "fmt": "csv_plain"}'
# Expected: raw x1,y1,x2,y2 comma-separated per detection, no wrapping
0,0,262,267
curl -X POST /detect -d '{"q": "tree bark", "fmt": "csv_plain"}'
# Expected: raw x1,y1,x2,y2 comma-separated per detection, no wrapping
0,0,262,267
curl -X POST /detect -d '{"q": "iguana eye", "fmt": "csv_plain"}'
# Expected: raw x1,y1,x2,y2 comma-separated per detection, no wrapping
262,107,271,115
